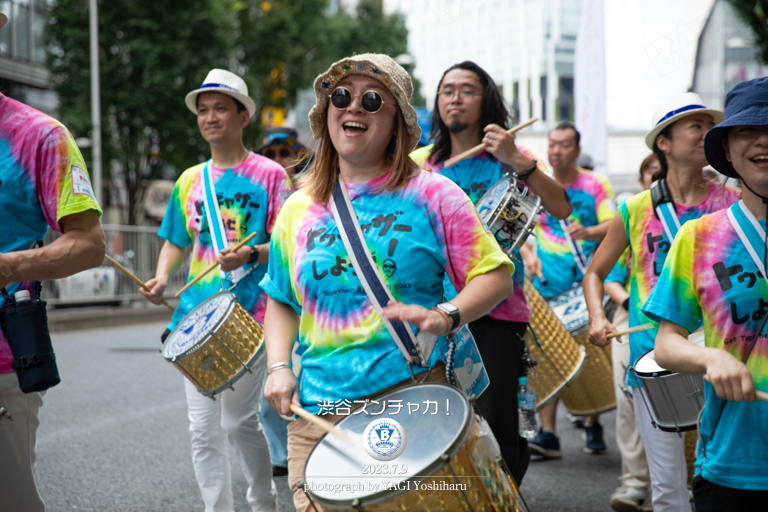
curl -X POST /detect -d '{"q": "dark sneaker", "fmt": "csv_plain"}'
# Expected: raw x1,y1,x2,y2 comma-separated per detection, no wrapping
528,429,562,459
567,412,586,429
584,422,607,454
272,465,288,477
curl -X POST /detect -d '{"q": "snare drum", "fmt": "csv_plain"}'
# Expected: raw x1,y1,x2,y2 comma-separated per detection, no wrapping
632,348,705,433
162,291,265,398
523,280,587,410
303,383,529,511
548,285,617,416
476,174,543,256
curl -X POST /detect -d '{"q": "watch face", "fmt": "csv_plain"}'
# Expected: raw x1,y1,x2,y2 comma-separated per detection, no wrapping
439,303,459,315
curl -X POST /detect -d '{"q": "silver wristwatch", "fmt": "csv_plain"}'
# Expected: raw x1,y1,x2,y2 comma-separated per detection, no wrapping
436,302,460,331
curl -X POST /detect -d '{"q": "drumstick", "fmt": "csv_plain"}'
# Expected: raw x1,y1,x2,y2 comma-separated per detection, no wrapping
290,404,352,443
175,232,257,297
443,117,539,168
105,254,175,311
607,323,654,339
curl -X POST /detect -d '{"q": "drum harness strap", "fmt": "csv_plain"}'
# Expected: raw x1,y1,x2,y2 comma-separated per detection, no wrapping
699,201,768,462
202,160,257,291
559,219,589,277
329,178,436,375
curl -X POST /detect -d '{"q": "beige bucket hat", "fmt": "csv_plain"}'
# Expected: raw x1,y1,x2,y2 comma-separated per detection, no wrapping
308,54,421,152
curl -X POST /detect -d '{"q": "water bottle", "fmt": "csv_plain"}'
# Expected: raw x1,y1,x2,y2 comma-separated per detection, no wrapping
518,376,538,439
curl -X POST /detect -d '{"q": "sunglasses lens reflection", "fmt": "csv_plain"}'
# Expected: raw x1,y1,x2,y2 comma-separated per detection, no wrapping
331,88,352,109
361,91,382,113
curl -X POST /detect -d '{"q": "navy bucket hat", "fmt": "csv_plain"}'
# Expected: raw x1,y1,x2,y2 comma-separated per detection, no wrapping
704,77,768,178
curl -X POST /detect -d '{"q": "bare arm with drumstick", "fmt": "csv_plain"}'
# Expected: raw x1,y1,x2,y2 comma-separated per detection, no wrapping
583,215,630,347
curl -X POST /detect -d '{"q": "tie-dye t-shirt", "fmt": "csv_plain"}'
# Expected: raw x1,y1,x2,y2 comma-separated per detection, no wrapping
642,204,768,490
532,169,616,298
260,169,514,413
620,180,740,378
159,152,291,329
0,93,102,373
411,144,546,323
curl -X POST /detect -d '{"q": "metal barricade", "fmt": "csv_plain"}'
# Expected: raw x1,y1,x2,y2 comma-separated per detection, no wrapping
42,225,190,306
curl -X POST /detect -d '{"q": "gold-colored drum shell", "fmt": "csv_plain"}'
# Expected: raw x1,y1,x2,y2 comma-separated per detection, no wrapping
524,281,587,411
560,329,616,415
171,300,264,396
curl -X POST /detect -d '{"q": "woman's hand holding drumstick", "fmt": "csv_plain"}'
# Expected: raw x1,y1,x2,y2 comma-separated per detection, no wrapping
443,117,538,168
175,232,257,297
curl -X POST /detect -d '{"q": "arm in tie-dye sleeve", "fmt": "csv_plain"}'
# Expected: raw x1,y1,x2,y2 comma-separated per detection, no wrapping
440,190,515,291
37,126,102,231
641,221,701,333
593,173,617,223
158,179,193,249
265,166,293,237
260,202,302,315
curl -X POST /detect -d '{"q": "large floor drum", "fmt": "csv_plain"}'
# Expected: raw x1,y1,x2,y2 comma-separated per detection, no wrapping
549,285,616,416
523,280,587,411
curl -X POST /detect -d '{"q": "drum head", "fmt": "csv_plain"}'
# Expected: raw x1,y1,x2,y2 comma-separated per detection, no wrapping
304,383,471,507
634,349,672,377
163,291,235,360
476,175,512,225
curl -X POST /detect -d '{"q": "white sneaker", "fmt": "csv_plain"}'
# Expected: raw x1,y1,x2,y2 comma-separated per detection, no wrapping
610,486,652,512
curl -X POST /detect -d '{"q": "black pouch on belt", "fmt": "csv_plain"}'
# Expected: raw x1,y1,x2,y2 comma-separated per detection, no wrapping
0,282,60,393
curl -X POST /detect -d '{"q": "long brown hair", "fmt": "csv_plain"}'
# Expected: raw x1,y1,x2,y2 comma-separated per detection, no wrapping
297,103,420,203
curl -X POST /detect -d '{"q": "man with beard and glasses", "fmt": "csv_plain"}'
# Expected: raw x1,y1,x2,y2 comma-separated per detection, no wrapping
411,61,572,484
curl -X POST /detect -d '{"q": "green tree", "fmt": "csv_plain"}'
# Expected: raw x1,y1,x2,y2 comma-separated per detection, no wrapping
325,0,425,105
47,0,228,224
730,0,768,64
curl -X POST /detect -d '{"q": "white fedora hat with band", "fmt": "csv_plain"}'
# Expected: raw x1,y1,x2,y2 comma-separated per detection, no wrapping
644,92,723,149
0,12,8,31
185,69,256,119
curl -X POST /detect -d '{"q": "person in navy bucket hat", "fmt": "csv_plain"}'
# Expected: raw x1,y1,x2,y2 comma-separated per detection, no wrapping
705,77,768,178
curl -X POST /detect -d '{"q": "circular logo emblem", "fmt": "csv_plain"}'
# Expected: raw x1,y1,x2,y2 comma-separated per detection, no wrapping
463,357,474,375
363,418,406,461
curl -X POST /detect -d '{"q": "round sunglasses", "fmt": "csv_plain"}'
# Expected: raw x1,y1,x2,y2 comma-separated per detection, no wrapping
264,148,292,159
329,87,390,114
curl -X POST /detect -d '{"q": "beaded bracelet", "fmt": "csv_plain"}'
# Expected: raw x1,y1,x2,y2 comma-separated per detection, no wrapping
267,362,293,375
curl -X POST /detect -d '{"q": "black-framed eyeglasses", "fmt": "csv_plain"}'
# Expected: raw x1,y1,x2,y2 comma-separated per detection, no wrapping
265,148,292,159
329,87,389,114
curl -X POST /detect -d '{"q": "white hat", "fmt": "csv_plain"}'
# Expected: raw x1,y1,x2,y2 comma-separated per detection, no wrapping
645,92,723,149
185,69,256,119
0,12,8,31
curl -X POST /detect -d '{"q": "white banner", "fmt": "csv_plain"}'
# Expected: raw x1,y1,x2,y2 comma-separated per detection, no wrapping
574,0,608,177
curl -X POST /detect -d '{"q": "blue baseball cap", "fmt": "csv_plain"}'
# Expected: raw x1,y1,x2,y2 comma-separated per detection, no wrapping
705,77,768,178
255,127,307,154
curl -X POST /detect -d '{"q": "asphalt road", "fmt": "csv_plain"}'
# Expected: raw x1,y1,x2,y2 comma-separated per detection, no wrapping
35,321,628,512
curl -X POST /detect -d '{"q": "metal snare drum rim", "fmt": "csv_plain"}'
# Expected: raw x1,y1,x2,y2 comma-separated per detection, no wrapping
633,349,705,432
162,290,238,362
477,176,543,254
303,382,474,509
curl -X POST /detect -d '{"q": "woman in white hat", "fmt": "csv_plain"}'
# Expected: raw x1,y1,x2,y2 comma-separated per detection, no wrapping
260,54,515,511
643,77,768,511
582,92,740,511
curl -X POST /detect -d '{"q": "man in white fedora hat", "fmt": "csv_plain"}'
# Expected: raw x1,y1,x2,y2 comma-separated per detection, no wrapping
141,68,291,512
0,9,106,512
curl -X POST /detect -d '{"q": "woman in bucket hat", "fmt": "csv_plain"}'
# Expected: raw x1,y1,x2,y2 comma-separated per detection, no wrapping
642,77,768,511
582,92,740,511
259,54,515,512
